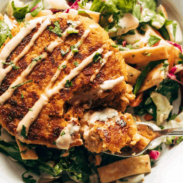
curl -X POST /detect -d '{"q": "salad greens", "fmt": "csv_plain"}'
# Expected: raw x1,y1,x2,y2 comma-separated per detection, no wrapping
11,0,43,21
133,60,164,95
0,20,12,48
134,79,179,120
0,139,91,183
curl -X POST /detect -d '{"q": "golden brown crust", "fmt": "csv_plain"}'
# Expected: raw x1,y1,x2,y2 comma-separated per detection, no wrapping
0,13,130,149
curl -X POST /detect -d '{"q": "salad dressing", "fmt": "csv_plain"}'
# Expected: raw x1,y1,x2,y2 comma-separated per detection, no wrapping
0,53,47,105
0,17,51,85
17,48,104,137
56,118,80,149
100,76,124,90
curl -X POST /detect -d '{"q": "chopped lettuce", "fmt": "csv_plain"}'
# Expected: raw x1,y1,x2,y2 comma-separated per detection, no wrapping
0,139,91,183
134,79,179,120
0,20,12,48
11,0,43,21
150,92,173,125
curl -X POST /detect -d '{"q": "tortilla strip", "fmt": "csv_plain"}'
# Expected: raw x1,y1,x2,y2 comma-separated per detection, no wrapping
16,138,38,160
97,155,151,183
138,64,164,93
126,64,141,85
122,45,169,64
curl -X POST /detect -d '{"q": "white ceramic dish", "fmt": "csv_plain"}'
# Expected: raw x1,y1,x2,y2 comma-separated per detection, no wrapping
0,0,183,183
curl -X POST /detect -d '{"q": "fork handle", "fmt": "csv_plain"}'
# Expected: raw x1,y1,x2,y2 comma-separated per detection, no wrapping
156,128,183,136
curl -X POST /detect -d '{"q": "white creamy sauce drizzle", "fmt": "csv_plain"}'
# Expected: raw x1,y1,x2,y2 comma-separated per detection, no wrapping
83,108,118,125
17,47,103,136
89,24,99,29
90,51,113,82
0,17,51,85
0,53,47,105
17,94,48,134
47,39,62,52
62,21,81,39
56,118,80,149
100,76,124,90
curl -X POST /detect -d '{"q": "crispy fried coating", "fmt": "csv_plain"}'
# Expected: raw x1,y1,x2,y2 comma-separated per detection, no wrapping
0,13,134,151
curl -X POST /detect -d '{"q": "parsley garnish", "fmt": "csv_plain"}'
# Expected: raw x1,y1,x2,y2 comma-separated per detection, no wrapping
142,52,151,57
70,42,81,53
61,48,69,57
93,52,103,62
74,61,79,67
148,35,161,46
3,61,20,69
111,44,118,48
21,93,24,99
62,65,67,69
28,108,33,111
160,62,169,71
11,80,33,89
60,131,65,136
67,28,79,34
30,55,43,68
20,125,27,138
49,21,62,37
24,21,30,27
65,80,73,88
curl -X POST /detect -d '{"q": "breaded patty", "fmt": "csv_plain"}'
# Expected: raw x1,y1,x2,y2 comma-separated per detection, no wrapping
0,12,135,151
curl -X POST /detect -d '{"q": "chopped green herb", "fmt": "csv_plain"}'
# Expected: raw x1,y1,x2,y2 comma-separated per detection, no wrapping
60,131,65,136
93,52,102,63
49,21,62,37
148,35,161,46
9,116,12,121
61,48,69,57
52,141,56,145
65,80,73,88
159,125,164,129
62,65,67,69
3,61,20,70
30,55,43,68
21,93,24,99
74,61,79,67
24,21,30,27
11,80,33,89
160,62,169,71
28,108,33,111
67,28,79,34
67,20,78,27
111,44,118,48
70,42,81,53
142,52,152,57
20,125,27,138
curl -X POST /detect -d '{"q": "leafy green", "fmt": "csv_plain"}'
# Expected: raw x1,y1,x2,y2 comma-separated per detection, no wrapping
159,25,170,40
74,61,79,67
29,0,44,17
133,60,164,95
61,48,69,57
148,35,161,46
0,140,91,183
0,20,12,48
93,52,103,63
21,125,27,138
11,1,29,21
132,4,141,20
159,62,169,71
49,21,62,37
134,79,179,120
22,171,36,183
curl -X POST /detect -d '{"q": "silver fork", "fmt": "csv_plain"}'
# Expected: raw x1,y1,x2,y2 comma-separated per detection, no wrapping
103,122,183,158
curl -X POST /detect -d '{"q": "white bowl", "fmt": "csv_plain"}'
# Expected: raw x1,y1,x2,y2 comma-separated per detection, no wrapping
0,0,183,183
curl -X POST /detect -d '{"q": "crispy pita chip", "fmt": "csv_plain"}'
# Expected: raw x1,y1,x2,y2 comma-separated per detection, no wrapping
16,139,38,160
97,155,151,183
126,64,141,85
138,63,165,93
122,45,168,64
